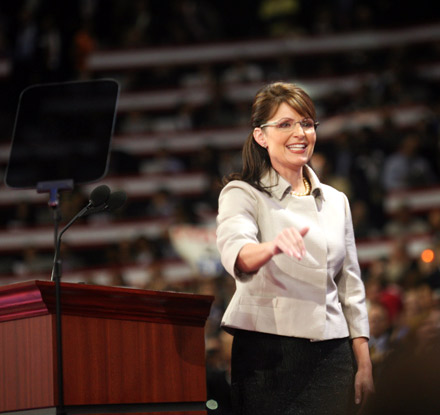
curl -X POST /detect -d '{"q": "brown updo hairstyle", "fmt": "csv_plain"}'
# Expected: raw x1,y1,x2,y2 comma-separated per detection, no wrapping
223,82,317,194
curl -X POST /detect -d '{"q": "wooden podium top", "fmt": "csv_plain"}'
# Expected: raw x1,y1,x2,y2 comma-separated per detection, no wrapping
0,280,214,326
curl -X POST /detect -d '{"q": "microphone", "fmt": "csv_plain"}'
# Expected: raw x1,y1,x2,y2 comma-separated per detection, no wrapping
50,185,127,281
90,184,111,206
84,189,127,215
106,190,128,212
74,184,111,219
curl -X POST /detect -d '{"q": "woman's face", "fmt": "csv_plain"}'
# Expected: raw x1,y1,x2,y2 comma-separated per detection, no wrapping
253,102,316,176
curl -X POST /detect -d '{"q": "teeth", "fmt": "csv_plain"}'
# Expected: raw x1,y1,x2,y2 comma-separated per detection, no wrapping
287,144,306,149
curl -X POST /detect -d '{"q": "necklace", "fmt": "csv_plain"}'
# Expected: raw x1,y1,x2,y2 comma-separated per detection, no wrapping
290,177,311,197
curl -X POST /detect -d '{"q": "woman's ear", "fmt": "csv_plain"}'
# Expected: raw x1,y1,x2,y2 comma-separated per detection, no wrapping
253,128,267,149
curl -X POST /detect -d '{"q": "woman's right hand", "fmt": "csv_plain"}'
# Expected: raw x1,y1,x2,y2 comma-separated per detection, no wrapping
271,226,309,260
236,226,309,274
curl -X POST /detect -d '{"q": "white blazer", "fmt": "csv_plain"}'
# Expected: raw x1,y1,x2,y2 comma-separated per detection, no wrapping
216,166,369,341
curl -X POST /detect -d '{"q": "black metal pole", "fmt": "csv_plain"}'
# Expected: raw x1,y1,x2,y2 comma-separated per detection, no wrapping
50,198,66,415
54,265,65,414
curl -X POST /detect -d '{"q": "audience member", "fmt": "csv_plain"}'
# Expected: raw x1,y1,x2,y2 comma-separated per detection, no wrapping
364,274,386,310
425,243,440,292
139,147,185,175
221,60,264,85
384,203,430,238
121,0,152,47
368,301,392,375
428,208,440,242
361,307,440,415
383,133,437,192
391,286,430,344
72,19,95,79
146,188,177,219
382,238,418,286
6,200,36,229
351,199,381,239
132,235,157,266
205,330,233,414
10,6,39,90
12,245,53,276
37,15,63,82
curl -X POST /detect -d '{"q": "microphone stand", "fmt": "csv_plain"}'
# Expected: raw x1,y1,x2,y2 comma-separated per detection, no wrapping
51,214,81,415
52,256,65,415
52,202,102,415
51,217,76,415
48,184,111,415
37,180,74,415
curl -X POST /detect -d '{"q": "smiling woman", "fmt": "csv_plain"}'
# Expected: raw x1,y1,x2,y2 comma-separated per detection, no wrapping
216,82,374,415
253,102,317,191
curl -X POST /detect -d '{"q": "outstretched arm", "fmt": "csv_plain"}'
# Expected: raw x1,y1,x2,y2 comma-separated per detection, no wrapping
236,226,309,273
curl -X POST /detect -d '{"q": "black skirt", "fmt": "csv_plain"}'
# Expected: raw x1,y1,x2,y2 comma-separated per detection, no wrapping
231,329,357,415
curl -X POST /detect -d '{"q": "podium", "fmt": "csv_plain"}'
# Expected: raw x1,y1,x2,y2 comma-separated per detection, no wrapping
0,280,214,415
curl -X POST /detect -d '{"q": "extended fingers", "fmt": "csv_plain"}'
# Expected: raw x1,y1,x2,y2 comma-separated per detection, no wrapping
275,227,307,260
354,370,375,406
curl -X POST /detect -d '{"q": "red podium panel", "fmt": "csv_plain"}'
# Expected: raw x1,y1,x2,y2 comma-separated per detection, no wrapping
0,280,213,414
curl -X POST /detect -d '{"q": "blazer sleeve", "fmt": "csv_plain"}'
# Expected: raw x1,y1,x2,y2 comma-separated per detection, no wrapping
336,193,370,339
216,182,259,280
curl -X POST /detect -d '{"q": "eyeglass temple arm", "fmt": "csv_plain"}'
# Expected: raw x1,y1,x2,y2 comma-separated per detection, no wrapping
259,120,320,128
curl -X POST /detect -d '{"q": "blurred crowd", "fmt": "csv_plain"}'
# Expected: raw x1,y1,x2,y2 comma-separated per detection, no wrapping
0,1,440,413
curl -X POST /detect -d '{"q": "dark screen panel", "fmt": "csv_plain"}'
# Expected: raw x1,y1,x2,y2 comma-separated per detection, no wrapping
5,79,119,188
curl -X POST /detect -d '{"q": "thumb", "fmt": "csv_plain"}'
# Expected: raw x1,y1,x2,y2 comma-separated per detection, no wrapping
299,226,309,237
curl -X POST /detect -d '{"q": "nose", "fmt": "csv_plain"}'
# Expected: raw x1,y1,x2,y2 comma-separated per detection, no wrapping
292,121,306,135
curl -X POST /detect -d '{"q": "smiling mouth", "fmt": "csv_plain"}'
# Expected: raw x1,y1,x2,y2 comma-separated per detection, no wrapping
286,144,307,150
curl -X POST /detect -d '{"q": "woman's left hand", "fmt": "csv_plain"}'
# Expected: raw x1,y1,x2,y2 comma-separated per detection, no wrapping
354,365,375,406
352,337,375,407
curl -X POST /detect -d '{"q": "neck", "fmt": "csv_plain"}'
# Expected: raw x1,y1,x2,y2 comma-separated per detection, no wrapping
276,166,304,188
288,170,306,194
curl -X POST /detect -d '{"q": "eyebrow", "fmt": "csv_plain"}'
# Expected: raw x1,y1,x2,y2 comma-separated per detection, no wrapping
275,117,310,122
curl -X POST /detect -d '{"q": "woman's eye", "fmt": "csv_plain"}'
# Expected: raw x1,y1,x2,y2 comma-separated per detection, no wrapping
279,122,291,128
301,119,314,128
